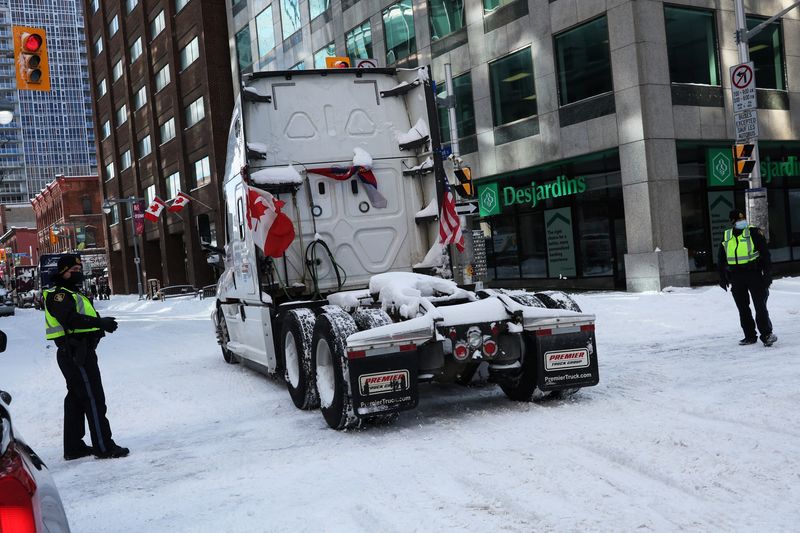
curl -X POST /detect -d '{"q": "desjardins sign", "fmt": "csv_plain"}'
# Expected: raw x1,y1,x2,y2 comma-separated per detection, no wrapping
707,147,800,187
478,175,587,216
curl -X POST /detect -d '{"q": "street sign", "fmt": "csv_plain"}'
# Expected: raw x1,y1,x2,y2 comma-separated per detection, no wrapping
730,62,757,112
455,201,478,216
734,109,759,142
355,58,378,68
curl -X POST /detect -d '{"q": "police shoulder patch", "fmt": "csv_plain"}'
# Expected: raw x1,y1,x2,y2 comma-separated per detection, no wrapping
54,293,66,302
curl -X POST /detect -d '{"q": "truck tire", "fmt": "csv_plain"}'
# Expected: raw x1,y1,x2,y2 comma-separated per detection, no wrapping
353,308,392,331
313,310,361,430
499,333,550,402
534,291,582,312
281,309,319,410
217,310,238,365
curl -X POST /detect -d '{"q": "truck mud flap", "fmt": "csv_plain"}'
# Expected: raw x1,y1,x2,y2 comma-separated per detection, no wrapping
533,332,599,391
348,352,419,417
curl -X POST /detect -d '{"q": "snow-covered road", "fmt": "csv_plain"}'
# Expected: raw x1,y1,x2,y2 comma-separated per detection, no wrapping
2,279,799,532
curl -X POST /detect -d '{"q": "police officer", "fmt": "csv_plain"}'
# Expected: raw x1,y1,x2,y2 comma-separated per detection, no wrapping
44,255,129,460
718,209,777,347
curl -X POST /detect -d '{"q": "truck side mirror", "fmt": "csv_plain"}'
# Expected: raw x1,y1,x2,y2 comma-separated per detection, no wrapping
0,330,6,353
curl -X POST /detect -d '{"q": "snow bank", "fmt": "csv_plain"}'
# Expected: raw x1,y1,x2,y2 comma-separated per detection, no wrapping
250,165,303,185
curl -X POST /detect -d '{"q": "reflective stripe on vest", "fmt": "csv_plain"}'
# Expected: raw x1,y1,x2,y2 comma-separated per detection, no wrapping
44,288,101,340
723,227,760,265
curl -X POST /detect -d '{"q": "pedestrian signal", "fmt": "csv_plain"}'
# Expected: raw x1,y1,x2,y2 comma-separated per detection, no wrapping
13,26,50,91
732,143,756,180
325,56,350,69
453,166,473,199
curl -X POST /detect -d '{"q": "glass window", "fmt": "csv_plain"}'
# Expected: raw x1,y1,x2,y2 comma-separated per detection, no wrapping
145,185,155,206
290,61,305,70
180,37,199,70
175,0,190,12
310,0,329,20
282,0,301,39
97,78,107,97
185,97,205,128
166,171,181,198
193,156,211,188
91,0,99,13
112,59,123,81
664,7,719,86
151,10,166,40
116,104,128,127
555,16,613,105
483,0,514,15
490,216,520,279
236,26,253,72
256,6,275,58
160,117,175,143
101,120,110,139
134,86,147,110
383,0,416,65
346,21,372,61
108,204,119,225
120,149,131,170
93,36,103,56
130,37,143,62
126,0,138,13
137,135,151,158
428,0,465,41
437,71,476,144
489,47,536,126
577,203,612,277
747,17,785,91
518,212,547,278
104,161,115,181
108,15,119,37
314,42,336,68
155,65,170,91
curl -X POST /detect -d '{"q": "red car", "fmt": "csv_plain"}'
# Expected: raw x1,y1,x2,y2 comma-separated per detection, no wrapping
1,330,71,532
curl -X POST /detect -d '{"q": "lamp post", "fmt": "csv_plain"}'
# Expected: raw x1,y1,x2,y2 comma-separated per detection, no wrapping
102,196,144,299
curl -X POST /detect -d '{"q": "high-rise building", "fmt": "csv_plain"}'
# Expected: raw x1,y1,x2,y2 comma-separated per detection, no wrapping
226,0,800,291
3,0,96,201
0,4,25,203
81,0,233,293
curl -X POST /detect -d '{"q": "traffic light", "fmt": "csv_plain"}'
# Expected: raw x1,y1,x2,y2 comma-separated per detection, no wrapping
453,166,473,199
12,26,50,91
325,56,351,68
732,143,756,180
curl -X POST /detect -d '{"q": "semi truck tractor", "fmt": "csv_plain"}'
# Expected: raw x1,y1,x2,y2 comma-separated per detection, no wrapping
211,67,599,429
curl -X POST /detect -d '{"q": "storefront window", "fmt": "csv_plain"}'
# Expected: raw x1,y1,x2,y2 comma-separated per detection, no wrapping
346,21,372,60
437,72,476,145
747,17,785,91
428,0,465,42
554,16,612,106
383,0,416,65
491,216,520,279
518,212,546,278
256,6,275,58
664,7,719,86
768,189,790,261
489,47,536,126
235,26,252,73
790,190,800,258
282,0,301,39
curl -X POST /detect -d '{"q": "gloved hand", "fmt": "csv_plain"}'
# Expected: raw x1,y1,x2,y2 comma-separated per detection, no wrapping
719,279,729,292
98,317,118,333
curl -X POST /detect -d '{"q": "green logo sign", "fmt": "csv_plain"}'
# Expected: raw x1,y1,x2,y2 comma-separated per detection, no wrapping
761,156,800,183
477,176,587,216
707,148,734,187
478,182,501,216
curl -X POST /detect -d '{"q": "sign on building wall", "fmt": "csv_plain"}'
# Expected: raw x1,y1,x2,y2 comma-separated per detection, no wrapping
707,191,735,264
545,207,576,278
707,148,734,187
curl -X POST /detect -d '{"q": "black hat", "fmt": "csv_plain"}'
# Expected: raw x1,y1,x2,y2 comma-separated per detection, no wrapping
57,254,82,276
729,209,745,222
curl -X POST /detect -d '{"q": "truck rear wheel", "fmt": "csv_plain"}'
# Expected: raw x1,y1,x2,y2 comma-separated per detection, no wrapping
217,310,238,365
499,334,550,402
313,310,361,430
281,309,319,410
353,308,392,331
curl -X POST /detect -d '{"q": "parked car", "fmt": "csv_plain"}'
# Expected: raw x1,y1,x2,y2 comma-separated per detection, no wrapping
0,330,71,532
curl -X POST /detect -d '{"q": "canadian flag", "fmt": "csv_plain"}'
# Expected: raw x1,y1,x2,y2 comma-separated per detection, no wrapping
246,186,295,258
169,192,191,212
144,197,166,222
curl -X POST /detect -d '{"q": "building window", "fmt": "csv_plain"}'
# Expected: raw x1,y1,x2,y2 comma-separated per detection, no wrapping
125,0,138,13
314,42,335,68
130,37,143,62
383,0,416,65
282,0,301,39
554,16,613,106
134,86,147,110
101,120,110,139
120,149,131,170
108,15,119,37
97,78,107,97
289,61,305,70
151,10,166,40
489,47,536,126
155,65,171,91
346,21,372,61
175,0,190,13
91,0,99,13
256,6,275,58
483,0,514,14
665,7,719,86
137,135,152,158
145,185,156,207
82,196,92,215
438,71,476,145
160,117,176,143
112,59,123,82
428,0,465,41
236,26,253,72
104,161,115,181
180,37,199,70
108,204,119,225
193,156,211,188
185,97,205,128
747,16,785,91
116,104,128,127
166,171,181,199
93,36,103,56
310,0,329,20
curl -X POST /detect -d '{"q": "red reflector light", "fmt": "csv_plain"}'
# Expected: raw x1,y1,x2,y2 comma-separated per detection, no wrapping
454,343,468,361
483,340,497,356
23,34,42,52
448,328,457,340
536,329,552,336
399,343,416,352
580,324,595,332
347,350,366,359
0,446,37,533
490,324,500,336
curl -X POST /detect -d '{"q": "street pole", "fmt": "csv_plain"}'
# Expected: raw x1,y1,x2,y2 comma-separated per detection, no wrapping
127,197,144,299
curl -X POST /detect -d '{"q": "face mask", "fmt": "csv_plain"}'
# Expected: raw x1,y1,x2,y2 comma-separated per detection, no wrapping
69,272,85,284
734,220,748,230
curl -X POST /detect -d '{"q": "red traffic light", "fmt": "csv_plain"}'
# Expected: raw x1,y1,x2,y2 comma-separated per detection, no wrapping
23,33,42,52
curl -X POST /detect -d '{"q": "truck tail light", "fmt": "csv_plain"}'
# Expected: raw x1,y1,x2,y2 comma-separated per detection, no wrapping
0,444,37,533
482,338,498,357
580,324,595,332
453,342,468,361
536,329,552,336
347,350,366,360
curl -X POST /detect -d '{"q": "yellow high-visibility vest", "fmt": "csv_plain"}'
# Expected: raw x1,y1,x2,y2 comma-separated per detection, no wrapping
723,227,760,266
44,288,100,340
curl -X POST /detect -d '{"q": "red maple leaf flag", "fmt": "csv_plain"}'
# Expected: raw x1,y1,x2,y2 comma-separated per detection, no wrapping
246,186,295,258
144,197,166,222
168,192,192,213
439,180,464,252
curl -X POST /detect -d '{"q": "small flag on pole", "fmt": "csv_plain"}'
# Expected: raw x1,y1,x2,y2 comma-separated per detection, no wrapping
439,179,464,252
168,192,192,213
144,197,166,221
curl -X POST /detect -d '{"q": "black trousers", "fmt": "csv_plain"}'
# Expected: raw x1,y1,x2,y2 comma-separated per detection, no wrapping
55,338,115,455
729,268,773,340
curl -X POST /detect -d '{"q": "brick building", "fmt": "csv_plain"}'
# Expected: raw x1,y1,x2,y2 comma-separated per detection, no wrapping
0,227,37,283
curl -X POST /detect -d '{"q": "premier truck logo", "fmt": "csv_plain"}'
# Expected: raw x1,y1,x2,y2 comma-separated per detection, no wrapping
359,370,410,396
544,348,590,371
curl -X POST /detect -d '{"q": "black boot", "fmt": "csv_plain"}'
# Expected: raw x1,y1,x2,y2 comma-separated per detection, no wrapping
738,337,757,345
64,443,94,461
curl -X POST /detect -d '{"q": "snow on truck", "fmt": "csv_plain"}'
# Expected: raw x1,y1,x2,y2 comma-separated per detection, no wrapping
211,67,599,430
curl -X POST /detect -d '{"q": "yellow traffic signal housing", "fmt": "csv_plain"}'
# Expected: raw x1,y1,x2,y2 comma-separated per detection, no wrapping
325,56,351,68
732,143,756,180
453,166,473,199
12,26,51,91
